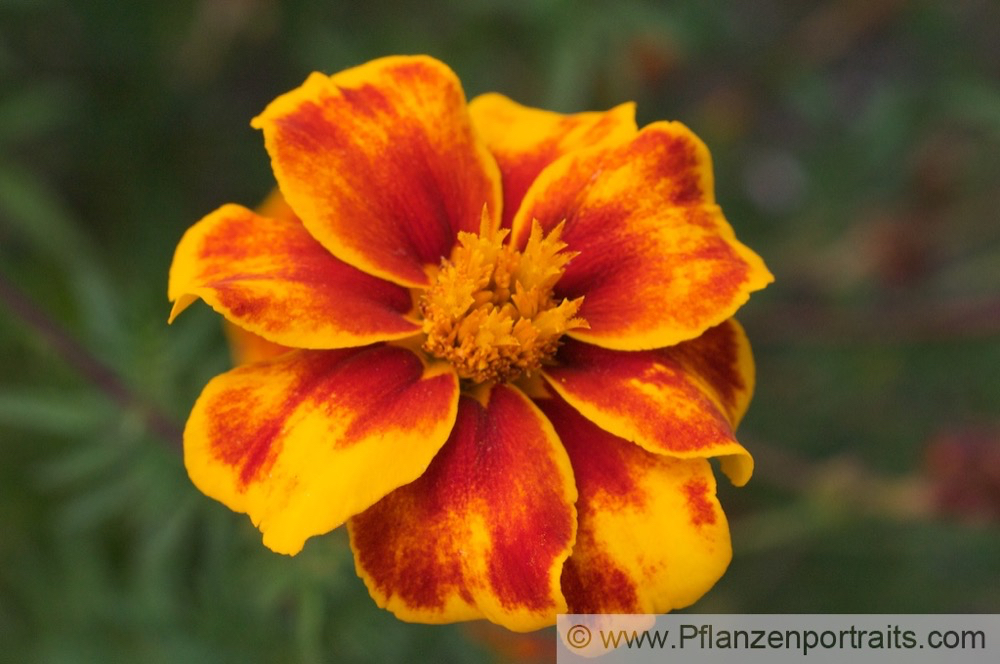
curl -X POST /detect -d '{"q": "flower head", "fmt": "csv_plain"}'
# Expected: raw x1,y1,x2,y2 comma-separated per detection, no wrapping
168,55,772,631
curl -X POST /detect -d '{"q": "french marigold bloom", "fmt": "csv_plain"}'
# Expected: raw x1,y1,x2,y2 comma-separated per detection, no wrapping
168,55,772,631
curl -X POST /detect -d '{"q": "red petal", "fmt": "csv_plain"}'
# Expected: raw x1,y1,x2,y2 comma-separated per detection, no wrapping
513,122,772,349
168,204,420,348
542,320,755,485
252,56,502,287
468,93,636,229
349,384,577,631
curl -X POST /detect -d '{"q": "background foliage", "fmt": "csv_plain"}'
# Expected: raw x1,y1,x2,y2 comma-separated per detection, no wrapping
2,0,999,661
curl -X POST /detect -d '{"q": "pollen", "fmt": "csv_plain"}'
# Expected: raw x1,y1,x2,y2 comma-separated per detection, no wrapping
420,209,588,384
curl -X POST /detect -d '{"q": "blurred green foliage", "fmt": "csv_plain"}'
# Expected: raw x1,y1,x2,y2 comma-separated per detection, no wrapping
2,0,999,662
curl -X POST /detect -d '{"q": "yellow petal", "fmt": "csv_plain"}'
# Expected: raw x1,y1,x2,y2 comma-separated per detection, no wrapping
538,394,732,613
184,345,459,555
223,321,292,365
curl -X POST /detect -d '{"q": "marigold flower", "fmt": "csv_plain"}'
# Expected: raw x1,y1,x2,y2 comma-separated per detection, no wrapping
168,55,773,631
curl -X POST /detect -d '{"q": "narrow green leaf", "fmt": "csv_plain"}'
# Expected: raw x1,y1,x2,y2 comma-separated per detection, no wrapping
0,389,112,436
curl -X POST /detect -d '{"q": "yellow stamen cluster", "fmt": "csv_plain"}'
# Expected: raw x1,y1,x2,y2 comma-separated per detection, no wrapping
420,211,588,384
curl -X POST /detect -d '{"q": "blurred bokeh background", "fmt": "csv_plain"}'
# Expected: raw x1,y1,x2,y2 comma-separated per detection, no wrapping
2,0,999,661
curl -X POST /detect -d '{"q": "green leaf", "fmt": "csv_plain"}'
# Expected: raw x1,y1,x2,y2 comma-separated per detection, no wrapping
0,389,112,436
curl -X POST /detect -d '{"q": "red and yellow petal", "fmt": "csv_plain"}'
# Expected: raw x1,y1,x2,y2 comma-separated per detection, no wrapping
252,55,502,288
512,121,773,350
542,320,754,486
168,204,420,348
224,321,292,365
184,345,459,555
537,395,732,614
468,93,637,229
348,384,577,632
254,187,299,223
217,190,300,365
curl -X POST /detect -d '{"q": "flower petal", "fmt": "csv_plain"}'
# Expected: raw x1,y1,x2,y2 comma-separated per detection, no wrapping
348,384,577,632
184,345,459,555
223,321,291,365
468,93,636,229
513,121,773,349
254,186,299,222
542,320,754,485
217,190,304,364
252,55,502,287
168,203,420,348
537,395,732,613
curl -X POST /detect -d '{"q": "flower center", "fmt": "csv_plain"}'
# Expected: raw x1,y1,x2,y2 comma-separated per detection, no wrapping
419,210,588,384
